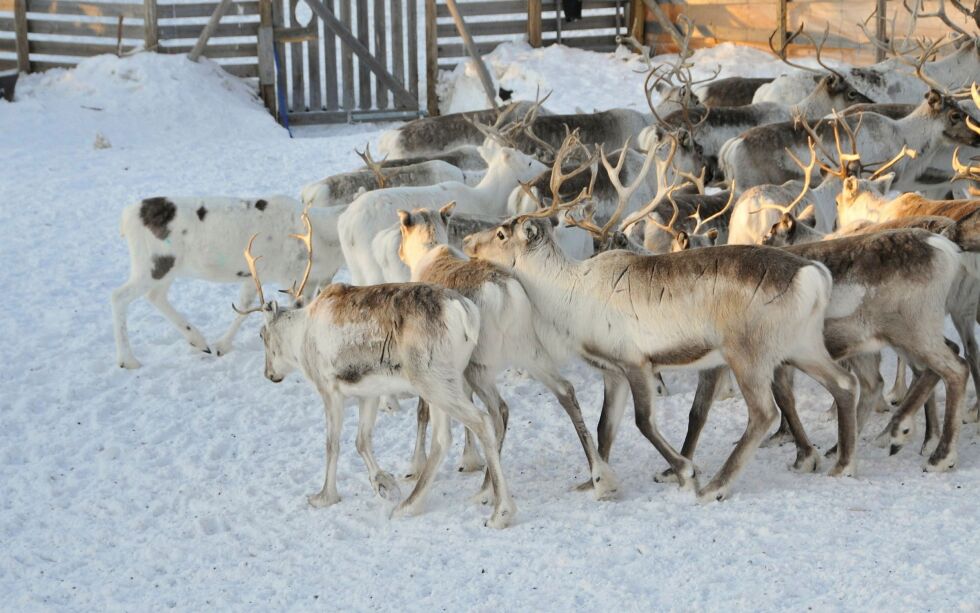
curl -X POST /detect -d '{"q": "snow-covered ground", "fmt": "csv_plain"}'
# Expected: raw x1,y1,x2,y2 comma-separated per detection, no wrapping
2,48,979,610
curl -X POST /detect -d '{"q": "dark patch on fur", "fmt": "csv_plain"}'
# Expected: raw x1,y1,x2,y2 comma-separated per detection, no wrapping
417,247,512,297
318,283,448,334
236,271,251,278
849,67,886,88
255,199,267,211
139,197,176,240
700,77,773,107
196,206,207,221
394,102,537,155
509,109,647,158
447,214,499,246
887,194,980,221
842,103,915,120
337,364,371,383
377,148,488,171
784,229,936,285
151,255,175,280
647,344,713,367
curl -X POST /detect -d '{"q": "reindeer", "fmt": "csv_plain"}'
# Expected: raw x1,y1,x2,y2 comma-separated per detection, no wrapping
111,196,344,369
301,146,467,208
397,201,619,501
236,214,517,528
463,135,861,502
720,77,980,191
337,142,547,285
377,101,541,159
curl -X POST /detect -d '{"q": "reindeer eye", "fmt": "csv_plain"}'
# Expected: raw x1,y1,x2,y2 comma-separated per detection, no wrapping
950,112,963,122
496,230,506,240
847,91,857,99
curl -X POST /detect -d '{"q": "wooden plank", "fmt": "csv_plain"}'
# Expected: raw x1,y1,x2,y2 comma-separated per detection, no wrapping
257,0,274,111
13,0,28,72
154,21,257,40
188,0,234,61
144,0,157,50
528,0,541,46
425,0,436,115
629,0,644,41
27,18,144,38
373,0,386,109
407,0,417,100
288,0,302,110
160,1,259,18
272,0,286,118
435,0,623,18
436,19,527,38
340,0,352,108
288,107,419,123
26,0,143,19
0,36,15,52
875,0,886,62
29,38,124,55
304,0,416,107
390,0,403,92
436,40,501,59
323,0,337,110
32,59,77,70
355,0,368,109
158,41,259,57
444,0,496,108
220,62,258,77
0,0,12,11
307,25,321,110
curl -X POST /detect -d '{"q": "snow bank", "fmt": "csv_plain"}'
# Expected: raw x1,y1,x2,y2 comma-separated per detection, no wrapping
0,53,286,150
438,41,834,114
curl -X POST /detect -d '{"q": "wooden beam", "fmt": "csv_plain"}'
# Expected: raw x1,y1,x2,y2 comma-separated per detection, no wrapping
425,0,438,116
257,0,275,112
143,0,157,51
641,0,684,50
528,0,542,47
13,0,29,73
629,0,644,42
302,0,417,108
875,0,887,63
443,0,497,109
776,0,787,58
188,0,234,62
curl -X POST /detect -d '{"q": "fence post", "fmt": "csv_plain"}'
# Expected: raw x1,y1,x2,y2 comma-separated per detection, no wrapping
528,0,542,47
874,0,886,62
189,0,233,61
144,0,158,52
257,0,276,114
425,0,438,116
629,0,644,42
13,0,29,73
776,0,787,58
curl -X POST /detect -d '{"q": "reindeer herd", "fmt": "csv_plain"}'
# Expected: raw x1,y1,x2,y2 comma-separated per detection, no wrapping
110,3,980,528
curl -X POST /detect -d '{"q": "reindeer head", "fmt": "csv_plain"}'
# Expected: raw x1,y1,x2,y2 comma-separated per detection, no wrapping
464,216,556,268
818,73,874,108
232,213,315,384
924,90,980,147
397,202,454,267
484,145,549,184
835,173,896,226
760,207,818,247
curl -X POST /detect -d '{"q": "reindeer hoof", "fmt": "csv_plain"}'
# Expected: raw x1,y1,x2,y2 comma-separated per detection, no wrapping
828,461,855,478
761,429,794,448
391,500,422,519
924,452,956,473
574,478,594,492
457,456,484,473
373,472,401,501
790,449,820,473
920,437,939,457
696,484,729,504
307,491,340,508
963,406,980,424
654,467,678,484
470,485,494,506
485,502,516,529
118,358,142,370
591,469,620,501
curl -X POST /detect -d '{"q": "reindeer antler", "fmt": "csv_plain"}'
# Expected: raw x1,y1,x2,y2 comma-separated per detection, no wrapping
232,234,267,315
689,186,736,236
754,139,819,218
355,143,388,188
868,145,918,179
283,211,314,303
906,0,970,37
466,99,523,146
520,129,598,219
619,135,692,232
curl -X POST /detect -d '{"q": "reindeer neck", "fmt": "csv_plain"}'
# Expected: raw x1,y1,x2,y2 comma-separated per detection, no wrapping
472,158,522,204
277,309,312,371
895,107,944,152
409,243,460,281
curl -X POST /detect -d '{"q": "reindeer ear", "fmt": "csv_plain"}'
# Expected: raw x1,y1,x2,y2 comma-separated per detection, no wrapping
397,209,412,227
843,176,859,193
873,173,895,193
522,218,542,242
439,201,456,224
706,229,719,243
780,214,796,231
926,90,943,111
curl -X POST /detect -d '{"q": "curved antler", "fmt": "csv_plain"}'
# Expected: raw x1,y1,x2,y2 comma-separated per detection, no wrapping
690,185,736,236
283,211,314,303
232,233,267,315
355,143,388,188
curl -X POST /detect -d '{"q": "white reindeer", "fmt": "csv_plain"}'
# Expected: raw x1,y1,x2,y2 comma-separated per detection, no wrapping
398,202,619,500
338,142,547,285
237,216,516,528
111,196,344,368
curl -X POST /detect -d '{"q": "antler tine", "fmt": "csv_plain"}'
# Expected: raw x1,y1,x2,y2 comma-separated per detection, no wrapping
781,139,818,213
802,24,846,81
647,191,684,239
952,147,980,180
909,0,970,36
591,136,657,237
619,135,690,232
868,145,918,179
689,185,736,236
679,166,707,195
355,143,388,188
793,112,845,176
523,130,598,219
284,211,314,302
232,234,267,315
769,23,824,75
645,66,679,127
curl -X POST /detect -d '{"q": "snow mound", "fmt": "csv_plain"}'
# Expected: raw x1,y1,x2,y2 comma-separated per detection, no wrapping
439,41,827,114
0,53,285,150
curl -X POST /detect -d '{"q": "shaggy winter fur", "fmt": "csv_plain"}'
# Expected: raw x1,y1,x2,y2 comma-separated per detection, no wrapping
398,207,619,500
464,217,858,502
111,196,344,368
300,160,465,208
256,282,517,528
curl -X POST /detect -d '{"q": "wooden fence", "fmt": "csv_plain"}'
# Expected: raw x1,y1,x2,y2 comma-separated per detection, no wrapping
0,0,261,76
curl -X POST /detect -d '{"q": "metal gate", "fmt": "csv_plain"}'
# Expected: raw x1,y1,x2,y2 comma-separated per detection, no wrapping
274,0,421,124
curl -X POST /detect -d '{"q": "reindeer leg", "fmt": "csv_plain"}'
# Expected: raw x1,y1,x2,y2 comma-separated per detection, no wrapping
791,355,859,477
309,390,344,508
596,369,630,463
921,342,968,472
213,281,257,357
627,365,698,492
655,366,725,484
145,281,211,355
951,289,980,423
771,365,820,473
875,368,940,455
885,355,909,406
465,365,508,506
405,398,429,480
355,396,399,501
530,365,619,500
110,274,153,369
393,405,451,518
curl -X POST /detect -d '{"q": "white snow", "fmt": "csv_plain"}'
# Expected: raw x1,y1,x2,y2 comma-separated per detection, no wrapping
2,48,980,610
